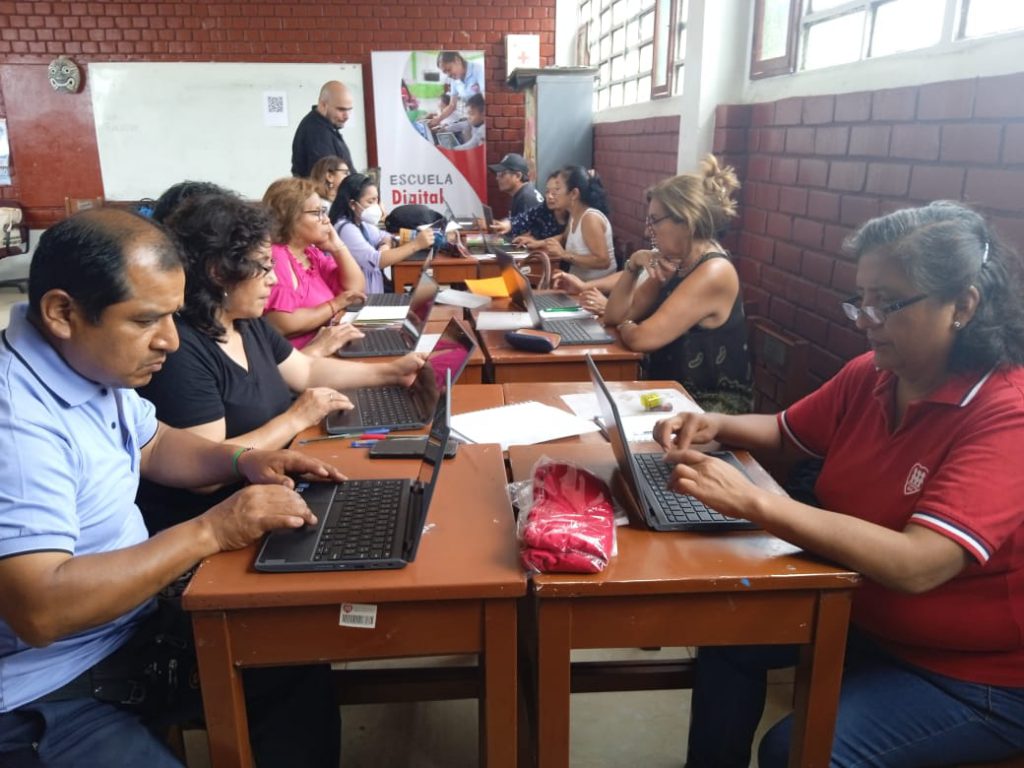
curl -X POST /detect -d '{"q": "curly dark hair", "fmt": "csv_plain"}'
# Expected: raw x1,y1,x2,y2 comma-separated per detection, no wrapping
164,193,274,341
151,180,234,224
844,201,1024,372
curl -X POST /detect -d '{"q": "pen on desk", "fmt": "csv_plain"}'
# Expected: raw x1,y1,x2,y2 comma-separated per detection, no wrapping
297,428,391,445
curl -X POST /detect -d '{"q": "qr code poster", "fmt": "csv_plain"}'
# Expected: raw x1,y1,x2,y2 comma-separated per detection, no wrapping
263,91,289,127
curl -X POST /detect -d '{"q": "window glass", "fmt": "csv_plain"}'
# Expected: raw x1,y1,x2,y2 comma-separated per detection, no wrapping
871,0,943,56
963,0,1024,37
623,78,638,105
639,42,653,70
609,82,624,108
804,11,864,69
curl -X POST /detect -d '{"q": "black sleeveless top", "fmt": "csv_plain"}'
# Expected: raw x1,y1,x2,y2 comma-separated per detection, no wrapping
642,252,752,414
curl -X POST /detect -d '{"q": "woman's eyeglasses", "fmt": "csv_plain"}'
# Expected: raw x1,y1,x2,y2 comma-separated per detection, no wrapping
841,293,929,325
645,213,674,228
304,209,329,221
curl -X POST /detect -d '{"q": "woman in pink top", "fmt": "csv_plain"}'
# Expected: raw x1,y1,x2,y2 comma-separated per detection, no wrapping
262,177,366,349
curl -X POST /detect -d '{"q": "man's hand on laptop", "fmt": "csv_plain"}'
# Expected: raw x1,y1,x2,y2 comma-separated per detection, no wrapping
201,484,322,551
235,447,346,489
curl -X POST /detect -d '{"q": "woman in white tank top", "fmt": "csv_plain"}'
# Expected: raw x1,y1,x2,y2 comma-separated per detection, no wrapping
541,166,617,282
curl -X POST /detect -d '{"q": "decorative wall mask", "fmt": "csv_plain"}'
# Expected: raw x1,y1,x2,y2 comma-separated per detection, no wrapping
48,56,82,94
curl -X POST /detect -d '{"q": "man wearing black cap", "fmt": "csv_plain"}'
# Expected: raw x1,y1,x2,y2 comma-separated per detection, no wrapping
487,153,544,233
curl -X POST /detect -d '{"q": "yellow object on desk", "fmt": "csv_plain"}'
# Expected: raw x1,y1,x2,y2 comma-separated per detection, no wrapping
464,276,510,298
640,391,671,411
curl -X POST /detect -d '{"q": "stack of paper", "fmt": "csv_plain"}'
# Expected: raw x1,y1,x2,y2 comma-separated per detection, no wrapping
451,401,600,450
475,311,534,331
353,306,407,324
560,389,703,442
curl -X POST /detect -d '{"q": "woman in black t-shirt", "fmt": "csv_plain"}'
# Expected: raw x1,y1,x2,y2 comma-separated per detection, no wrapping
138,193,423,532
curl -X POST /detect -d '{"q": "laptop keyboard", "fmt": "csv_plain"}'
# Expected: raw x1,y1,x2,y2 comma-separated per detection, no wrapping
541,318,614,345
366,293,412,306
633,453,739,526
358,328,409,354
314,480,404,561
534,294,579,310
356,386,421,427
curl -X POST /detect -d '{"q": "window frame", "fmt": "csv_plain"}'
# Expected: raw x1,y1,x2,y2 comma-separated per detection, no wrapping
750,0,802,79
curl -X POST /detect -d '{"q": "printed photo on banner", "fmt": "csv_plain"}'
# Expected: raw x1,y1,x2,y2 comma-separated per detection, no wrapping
372,50,488,218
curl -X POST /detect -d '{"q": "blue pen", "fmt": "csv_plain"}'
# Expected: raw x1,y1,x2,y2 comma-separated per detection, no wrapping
361,427,391,434
351,440,376,448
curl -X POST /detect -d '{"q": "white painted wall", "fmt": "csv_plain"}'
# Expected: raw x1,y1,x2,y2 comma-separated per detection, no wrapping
553,0,1024,174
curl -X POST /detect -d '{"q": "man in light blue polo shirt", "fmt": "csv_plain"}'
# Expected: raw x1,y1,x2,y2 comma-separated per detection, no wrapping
0,209,343,767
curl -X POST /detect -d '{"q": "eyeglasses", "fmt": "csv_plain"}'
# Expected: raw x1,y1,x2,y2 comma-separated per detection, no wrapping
250,261,275,279
645,213,674,228
841,293,929,325
304,209,329,220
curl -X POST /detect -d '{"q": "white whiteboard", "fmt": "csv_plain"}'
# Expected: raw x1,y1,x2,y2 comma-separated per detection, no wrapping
89,62,366,200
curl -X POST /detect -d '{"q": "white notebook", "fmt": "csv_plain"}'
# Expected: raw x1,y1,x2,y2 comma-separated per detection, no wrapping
450,401,600,450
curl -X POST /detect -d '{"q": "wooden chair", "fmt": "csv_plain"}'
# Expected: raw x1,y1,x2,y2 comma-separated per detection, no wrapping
64,196,105,217
747,315,810,413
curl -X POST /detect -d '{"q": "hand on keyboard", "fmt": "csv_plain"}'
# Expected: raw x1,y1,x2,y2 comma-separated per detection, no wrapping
665,450,758,522
204,484,320,552
288,388,353,431
653,412,722,454
304,323,365,358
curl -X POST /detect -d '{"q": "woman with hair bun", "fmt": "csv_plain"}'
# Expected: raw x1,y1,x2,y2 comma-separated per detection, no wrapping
657,200,1024,767
538,165,616,282
605,154,751,413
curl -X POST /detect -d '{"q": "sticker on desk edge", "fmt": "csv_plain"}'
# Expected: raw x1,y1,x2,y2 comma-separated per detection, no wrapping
339,602,378,629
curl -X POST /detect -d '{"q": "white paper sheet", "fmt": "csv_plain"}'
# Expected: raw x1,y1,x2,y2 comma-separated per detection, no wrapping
435,288,492,308
414,333,440,354
354,305,408,323
475,311,534,331
561,389,703,442
451,401,600,450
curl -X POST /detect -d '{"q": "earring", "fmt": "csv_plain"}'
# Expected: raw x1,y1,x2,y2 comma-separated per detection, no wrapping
953,320,962,329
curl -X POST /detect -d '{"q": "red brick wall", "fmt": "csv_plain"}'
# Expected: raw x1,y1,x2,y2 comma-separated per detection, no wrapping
715,72,1024,388
0,0,557,224
593,115,680,260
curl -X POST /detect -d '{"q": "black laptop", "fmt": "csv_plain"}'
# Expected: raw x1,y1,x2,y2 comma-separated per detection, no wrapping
586,355,756,532
339,272,438,358
496,247,611,344
254,376,452,573
494,247,579,310
325,317,476,433
443,199,479,228
346,251,434,311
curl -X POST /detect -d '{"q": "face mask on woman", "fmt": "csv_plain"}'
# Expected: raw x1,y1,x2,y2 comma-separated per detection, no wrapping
359,203,383,227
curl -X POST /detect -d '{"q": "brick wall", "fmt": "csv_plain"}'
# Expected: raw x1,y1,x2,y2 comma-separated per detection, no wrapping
0,0,557,222
593,115,680,260
715,72,1024,388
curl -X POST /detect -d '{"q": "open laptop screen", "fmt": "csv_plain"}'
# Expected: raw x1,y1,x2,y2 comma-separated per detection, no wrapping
586,354,646,499
494,247,543,327
404,273,439,336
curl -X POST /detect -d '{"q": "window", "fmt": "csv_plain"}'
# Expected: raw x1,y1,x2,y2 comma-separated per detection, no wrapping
752,0,1024,78
578,0,687,108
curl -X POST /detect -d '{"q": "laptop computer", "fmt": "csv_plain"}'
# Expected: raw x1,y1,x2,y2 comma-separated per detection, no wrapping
586,354,757,532
325,317,476,433
436,131,460,149
443,199,478,229
494,247,579,311
346,250,434,311
254,374,452,573
339,272,438,358
495,247,609,343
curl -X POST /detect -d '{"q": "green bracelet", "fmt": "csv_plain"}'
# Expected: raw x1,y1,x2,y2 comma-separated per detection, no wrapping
231,446,253,478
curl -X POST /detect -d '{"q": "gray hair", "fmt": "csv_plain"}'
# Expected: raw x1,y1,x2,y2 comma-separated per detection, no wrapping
844,201,1024,371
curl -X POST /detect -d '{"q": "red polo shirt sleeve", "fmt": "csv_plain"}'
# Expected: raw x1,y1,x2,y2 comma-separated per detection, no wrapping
910,368,1024,564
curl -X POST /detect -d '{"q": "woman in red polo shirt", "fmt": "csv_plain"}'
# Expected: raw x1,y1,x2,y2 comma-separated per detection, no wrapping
655,201,1024,767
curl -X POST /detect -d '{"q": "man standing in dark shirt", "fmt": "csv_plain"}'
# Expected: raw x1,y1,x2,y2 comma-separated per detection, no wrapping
291,81,355,178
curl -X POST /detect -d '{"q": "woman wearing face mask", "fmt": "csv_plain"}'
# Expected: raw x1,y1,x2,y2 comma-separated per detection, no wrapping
330,173,434,294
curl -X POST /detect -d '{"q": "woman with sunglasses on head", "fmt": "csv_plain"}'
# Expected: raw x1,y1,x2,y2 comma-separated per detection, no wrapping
137,193,423,534
656,201,1024,768
329,173,434,294
605,155,752,414
262,177,366,350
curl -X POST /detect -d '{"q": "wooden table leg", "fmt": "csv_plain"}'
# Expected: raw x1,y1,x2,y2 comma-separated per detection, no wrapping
788,590,853,768
481,599,518,768
536,600,573,768
192,611,253,768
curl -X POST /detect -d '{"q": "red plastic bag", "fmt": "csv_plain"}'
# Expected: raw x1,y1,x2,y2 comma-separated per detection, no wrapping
518,458,616,574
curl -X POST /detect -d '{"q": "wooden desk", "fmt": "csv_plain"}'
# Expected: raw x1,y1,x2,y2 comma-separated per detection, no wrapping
509,443,859,768
502,380,686,444
393,254,480,293
185,403,524,767
477,328,642,383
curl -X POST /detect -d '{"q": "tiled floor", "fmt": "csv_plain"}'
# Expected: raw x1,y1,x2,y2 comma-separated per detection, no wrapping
0,287,795,767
